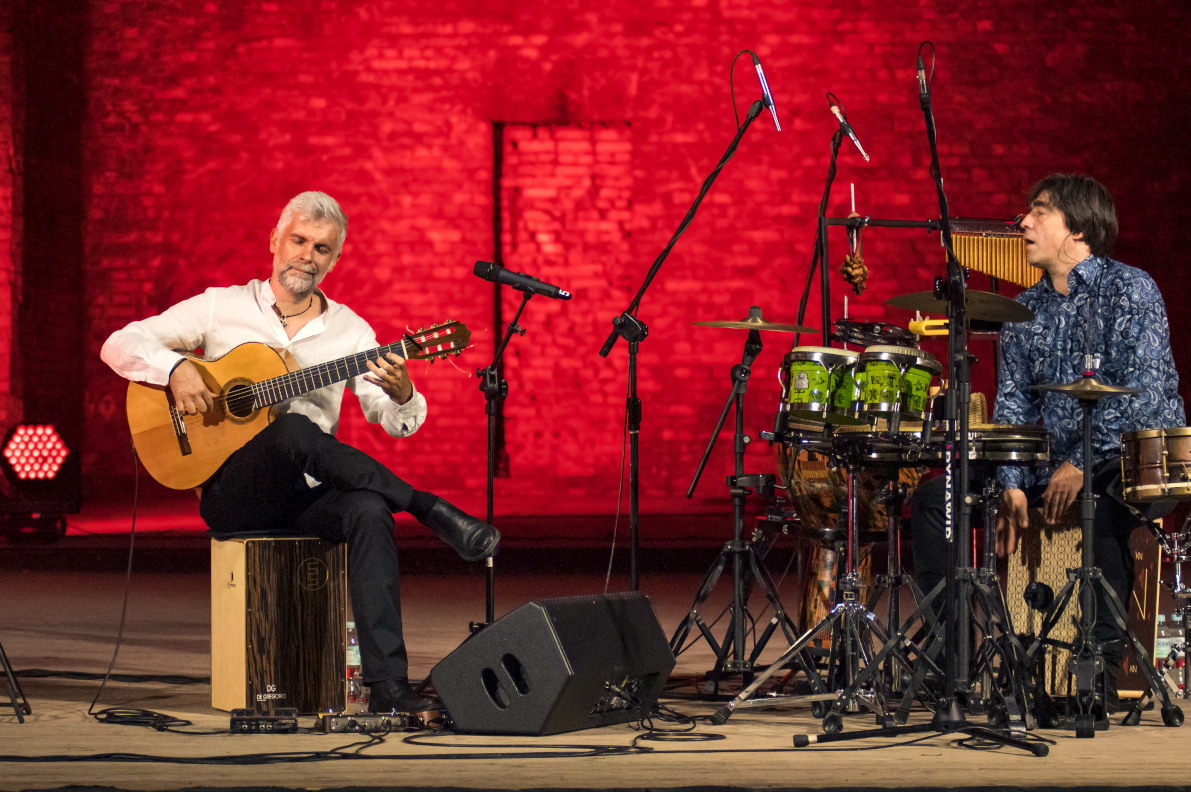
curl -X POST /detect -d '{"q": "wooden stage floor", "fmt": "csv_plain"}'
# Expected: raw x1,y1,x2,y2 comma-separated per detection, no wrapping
2,535,1190,791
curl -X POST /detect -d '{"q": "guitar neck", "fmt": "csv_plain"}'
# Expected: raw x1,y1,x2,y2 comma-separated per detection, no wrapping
253,340,411,407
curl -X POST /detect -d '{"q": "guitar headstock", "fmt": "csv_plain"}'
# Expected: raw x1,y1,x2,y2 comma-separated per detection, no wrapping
404,320,471,361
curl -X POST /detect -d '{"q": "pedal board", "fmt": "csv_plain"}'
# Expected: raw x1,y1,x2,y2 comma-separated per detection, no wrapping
317,710,433,733
229,708,299,734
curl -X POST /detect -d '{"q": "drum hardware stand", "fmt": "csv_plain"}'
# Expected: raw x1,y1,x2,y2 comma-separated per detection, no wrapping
712,434,929,730
1,633,30,723
863,479,926,697
600,99,767,591
1026,368,1184,734
471,289,534,631
777,46,1036,754
968,478,1034,730
671,316,825,695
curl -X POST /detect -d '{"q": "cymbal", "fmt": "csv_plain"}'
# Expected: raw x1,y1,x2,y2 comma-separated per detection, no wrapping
692,317,818,333
1032,376,1142,400
886,291,1035,323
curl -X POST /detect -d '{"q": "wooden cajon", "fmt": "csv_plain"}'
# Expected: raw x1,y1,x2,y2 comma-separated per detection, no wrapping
211,536,347,714
1006,514,1161,698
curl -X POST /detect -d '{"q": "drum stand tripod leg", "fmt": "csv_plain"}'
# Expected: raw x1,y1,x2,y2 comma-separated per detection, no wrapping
0,635,30,723
960,478,1035,732
744,544,823,689
676,324,806,693
712,605,846,724
668,551,731,668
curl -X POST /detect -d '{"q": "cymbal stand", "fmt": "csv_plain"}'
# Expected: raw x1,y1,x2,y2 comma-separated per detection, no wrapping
1,633,30,723
671,317,825,694
1026,374,1183,734
471,289,534,630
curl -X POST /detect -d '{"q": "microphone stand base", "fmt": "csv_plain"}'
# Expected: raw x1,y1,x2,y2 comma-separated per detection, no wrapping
931,697,967,731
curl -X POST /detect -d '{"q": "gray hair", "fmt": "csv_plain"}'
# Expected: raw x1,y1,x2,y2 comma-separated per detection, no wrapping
276,191,348,255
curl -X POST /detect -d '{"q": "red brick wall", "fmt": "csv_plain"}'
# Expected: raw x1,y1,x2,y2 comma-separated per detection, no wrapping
77,0,1191,532
0,6,14,428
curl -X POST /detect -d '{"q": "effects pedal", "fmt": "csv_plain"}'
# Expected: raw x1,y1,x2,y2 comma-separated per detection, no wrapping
317,710,428,733
229,708,299,734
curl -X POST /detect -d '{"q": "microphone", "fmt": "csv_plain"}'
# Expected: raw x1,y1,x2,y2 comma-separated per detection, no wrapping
751,53,781,131
473,261,572,300
917,54,930,100
828,102,870,162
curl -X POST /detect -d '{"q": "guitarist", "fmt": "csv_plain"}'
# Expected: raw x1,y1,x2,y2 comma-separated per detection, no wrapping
100,191,498,714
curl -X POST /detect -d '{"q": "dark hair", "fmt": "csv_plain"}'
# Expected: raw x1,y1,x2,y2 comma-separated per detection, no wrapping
1027,174,1118,258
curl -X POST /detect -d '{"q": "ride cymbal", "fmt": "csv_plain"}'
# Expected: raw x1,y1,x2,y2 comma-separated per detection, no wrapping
692,316,818,334
886,290,1035,323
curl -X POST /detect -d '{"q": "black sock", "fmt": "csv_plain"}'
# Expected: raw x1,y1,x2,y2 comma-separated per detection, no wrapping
406,490,439,522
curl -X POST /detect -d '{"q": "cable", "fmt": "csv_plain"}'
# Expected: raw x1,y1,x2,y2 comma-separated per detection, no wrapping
729,50,755,130
87,437,140,724
603,375,631,594
15,670,209,685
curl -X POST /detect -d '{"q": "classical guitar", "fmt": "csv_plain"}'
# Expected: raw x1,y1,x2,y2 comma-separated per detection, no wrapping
125,321,470,490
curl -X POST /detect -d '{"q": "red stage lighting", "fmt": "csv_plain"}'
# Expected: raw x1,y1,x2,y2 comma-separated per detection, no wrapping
0,423,81,543
1,424,70,482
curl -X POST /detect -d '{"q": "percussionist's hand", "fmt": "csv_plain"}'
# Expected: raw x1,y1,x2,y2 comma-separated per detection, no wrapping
996,488,1029,557
365,352,414,404
169,360,216,415
1042,460,1083,525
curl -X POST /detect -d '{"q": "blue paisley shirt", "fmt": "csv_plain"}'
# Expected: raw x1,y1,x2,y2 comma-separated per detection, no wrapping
992,255,1185,491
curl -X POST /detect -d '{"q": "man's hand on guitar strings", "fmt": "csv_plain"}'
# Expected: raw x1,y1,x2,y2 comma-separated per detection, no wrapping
364,352,414,405
169,360,217,415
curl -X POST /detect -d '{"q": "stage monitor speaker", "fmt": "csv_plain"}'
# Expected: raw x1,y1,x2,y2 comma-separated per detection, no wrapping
430,592,675,735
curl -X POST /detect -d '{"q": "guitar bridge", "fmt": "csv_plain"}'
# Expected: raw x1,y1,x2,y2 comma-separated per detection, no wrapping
171,407,193,457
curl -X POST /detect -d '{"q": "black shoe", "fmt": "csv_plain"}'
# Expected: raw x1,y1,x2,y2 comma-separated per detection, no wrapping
421,498,500,561
367,678,439,714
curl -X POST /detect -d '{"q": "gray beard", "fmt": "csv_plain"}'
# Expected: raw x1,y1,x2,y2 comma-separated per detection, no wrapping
278,266,317,301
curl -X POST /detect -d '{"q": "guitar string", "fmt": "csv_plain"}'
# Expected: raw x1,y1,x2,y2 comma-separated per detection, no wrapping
172,342,413,424
169,332,462,425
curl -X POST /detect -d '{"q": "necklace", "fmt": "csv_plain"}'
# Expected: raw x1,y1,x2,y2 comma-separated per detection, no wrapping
275,296,313,328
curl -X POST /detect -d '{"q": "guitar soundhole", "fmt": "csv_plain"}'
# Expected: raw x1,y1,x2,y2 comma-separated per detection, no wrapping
225,383,257,419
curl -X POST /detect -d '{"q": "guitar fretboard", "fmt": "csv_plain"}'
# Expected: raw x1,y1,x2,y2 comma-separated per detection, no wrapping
250,340,413,407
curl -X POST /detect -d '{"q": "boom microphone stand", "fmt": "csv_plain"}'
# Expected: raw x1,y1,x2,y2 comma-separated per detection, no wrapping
599,99,767,590
472,289,534,629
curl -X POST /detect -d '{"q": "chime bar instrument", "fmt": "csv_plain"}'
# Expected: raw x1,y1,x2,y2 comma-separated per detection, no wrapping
946,219,1039,290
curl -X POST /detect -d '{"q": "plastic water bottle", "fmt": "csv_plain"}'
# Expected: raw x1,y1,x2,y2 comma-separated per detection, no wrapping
1155,615,1172,670
346,621,368,705
1170,613,1186,694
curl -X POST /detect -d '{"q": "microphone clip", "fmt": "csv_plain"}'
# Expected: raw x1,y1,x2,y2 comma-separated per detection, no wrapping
611,312,649,344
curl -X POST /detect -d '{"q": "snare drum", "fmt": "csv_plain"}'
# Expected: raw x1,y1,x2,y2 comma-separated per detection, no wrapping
856,346,942,422
966,424,1051,465
1121,427,1191,501
782,346,865,425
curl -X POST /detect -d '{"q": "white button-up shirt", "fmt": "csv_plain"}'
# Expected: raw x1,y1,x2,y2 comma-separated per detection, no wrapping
100,279,427,440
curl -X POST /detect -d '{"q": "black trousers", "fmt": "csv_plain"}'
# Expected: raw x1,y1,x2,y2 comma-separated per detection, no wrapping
909,462,1137,644
200,413,415,683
